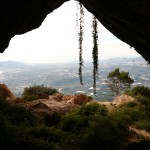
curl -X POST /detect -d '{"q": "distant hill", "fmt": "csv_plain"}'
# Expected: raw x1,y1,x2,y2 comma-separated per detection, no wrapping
0,60,28,68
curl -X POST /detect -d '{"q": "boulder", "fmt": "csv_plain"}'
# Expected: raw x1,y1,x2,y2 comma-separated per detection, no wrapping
54,92,64,100
73,94,88,106
0,84,15,101
49,93,64,102
25,99,78,123
62,93,89,105
62,95,74,103
112,94,136,106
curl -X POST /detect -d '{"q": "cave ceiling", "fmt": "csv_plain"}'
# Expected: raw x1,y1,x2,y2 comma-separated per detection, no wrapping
0,0,150,62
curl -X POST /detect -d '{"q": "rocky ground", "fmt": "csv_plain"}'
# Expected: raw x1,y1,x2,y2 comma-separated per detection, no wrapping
1,83,150,149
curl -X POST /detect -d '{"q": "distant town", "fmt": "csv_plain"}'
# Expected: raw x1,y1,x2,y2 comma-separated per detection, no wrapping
0,57,150,101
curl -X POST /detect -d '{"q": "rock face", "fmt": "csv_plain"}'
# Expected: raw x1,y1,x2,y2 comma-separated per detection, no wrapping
23,93,88,123
0,84,15,100
49,93,89,105
25,99,78,123
112,94,136,106
0,0,150,62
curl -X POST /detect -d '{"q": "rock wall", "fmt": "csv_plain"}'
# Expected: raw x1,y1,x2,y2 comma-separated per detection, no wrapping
0,0,150,62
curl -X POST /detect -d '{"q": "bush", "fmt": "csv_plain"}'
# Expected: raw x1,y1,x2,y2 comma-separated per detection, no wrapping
14,136,53,150
125,86,150,107
60,103,108,132
0,99,33,125
134,119,150,132
79,102,108,116
122,101,138,108
44,113,61,126
22,85,58,101
110,106,145,127
5,104,33,125
79,114,127,150
2,94,150,149
125,86,150,98
136,95,150,106
59,103,129,149
29,125,62,143
23,95,38,102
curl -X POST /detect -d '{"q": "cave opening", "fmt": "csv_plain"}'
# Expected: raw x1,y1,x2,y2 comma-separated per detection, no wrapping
0,0,142,96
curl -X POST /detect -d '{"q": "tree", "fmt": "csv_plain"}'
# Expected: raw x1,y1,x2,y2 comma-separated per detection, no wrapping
105,68,134,96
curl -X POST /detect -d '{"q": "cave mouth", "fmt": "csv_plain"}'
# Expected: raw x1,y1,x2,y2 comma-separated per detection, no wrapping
0,0,149,63
1,1,140,64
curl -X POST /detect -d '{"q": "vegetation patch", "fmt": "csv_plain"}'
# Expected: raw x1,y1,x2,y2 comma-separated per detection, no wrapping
22,85,58,101
1,85,150,149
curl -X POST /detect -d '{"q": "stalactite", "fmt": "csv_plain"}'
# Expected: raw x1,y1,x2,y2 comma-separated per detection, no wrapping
92,15,99,94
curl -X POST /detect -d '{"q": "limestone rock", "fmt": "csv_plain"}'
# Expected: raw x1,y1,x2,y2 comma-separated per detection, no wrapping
73,94,88,106
0,84,15,101
25,99,78,123
62,95,74,103
49,93,64,102
54,92,64,100
112,94,136,106
62,93,89,105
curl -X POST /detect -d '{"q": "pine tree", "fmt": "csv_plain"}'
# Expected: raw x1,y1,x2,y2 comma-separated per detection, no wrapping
105,68,134,96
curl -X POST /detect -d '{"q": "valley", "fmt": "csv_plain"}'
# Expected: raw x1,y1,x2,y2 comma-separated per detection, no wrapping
0,57,150,101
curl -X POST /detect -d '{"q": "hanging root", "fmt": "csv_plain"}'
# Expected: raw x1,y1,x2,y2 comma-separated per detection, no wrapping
76,2,99,93
92,15,99,94
77,2,84,85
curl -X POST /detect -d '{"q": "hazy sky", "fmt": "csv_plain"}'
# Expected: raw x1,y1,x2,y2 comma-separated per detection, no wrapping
0,1,140,63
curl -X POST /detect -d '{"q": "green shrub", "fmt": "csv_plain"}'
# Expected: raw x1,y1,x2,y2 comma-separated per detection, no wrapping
44,113,61,126
125,86,150,108
23,95,38,102
60,103,108,132
60,111,85,132
136,95,150,106
59,103,129,150
125,86,150,98
0,99,33,125
134,119,150,132
14,136,53,150
78,102,108,116
110,106,145,127
120,101,138,108
79,115,125,150
22,85,58,101
30,125,62,143
5,104,33,125
110,108,132,126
